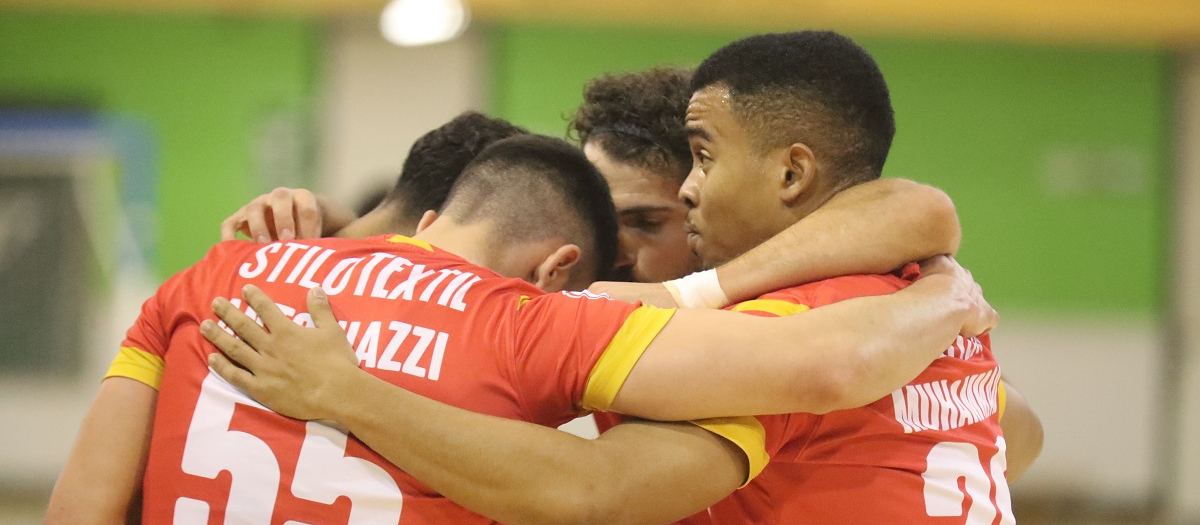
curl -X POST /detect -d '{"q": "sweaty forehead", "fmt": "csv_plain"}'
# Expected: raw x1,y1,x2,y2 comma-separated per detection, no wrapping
686,85,736,137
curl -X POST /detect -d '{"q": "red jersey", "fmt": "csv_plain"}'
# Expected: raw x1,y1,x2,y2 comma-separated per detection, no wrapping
699,269,1013,524
594,270,1013,525
106,235,764,525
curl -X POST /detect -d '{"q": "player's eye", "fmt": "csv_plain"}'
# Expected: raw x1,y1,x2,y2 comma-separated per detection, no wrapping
633,217,665,233
622,214,664,234
691,149,711,173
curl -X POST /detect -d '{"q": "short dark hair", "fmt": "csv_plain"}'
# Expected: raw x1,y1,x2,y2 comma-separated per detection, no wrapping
384,112,529,224
692,31,895,184
570,68,693,183
442,135,619,283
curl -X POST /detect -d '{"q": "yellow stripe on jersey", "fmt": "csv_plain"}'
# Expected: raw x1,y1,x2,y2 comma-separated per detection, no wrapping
105,346,166,390
691,416,770,487
386,234,434,251
517,295,531,310
581,306,676,411
730,299,811,317
997,380,1007,421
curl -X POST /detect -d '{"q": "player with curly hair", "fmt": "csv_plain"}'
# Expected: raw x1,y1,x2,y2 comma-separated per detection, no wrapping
570,67,698,283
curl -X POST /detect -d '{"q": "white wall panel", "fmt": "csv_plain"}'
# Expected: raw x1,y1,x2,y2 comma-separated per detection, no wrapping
316,17,486,207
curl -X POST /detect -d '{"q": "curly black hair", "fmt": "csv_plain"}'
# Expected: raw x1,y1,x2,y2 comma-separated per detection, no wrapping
692,31,895,183
570,68,693,183
386,111,529,223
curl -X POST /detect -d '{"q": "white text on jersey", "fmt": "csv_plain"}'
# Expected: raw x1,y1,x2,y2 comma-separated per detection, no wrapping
891,367,1001,434
239,242,479,312
220,298,449,381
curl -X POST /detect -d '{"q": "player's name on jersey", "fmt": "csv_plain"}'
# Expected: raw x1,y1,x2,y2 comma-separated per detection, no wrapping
239,242,481,312
890,367,1001,434
220,296,450,380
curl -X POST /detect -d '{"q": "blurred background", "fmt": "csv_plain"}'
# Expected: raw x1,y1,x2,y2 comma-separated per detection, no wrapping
0,0,1198,524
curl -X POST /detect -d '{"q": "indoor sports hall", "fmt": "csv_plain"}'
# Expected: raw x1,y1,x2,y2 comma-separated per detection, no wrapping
0,1,1197,524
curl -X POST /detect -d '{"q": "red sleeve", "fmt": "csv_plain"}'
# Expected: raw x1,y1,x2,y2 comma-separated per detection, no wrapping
108,242,241,388
508,291,672,424
120,275,177,360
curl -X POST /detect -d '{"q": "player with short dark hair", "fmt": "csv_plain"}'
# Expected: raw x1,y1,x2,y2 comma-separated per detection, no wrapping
441,135,619,285
49,131,643,524
673,30,1016,524
387,112,531,230
690,31,894,183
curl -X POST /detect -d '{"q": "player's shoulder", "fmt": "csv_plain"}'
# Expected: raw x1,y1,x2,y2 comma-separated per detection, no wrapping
514,287,609,308
158,240,259,285
798,272,909,293
508,286,643,323
747,272,912,311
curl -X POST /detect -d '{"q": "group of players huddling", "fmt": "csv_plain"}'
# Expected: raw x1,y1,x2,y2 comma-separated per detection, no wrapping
48,31,1044,525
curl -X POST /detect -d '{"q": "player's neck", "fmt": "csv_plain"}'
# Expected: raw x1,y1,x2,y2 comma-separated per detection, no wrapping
412,217,497,270
334,209,417,239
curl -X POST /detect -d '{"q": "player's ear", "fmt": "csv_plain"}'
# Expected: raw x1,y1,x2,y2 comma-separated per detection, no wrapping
533,244,581,292
415,210,438,234
780,142,818,205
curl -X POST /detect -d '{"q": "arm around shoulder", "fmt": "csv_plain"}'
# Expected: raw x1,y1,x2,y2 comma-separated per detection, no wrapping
609,308,858,419
323,371,748,525
203,287,750,525
609,272,974,420
717,178,961,303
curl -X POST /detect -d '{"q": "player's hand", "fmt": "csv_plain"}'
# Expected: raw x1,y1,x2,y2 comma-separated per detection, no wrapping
200,285,360,421
220,187,323,242
917,255,998,337
586,281,680,308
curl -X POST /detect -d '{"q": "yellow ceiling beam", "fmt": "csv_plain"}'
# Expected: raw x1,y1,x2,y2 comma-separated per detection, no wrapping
2,0,1199,46
468,0,1200,46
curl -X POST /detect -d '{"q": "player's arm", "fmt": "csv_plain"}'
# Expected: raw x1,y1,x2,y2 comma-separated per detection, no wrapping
220,187,355,242
203,287,753,525
999,379,1043,482
590,178,960,307
603,256,995,420
45,377,156,525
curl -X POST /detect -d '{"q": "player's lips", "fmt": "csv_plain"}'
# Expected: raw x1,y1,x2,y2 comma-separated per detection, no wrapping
684,220,701,249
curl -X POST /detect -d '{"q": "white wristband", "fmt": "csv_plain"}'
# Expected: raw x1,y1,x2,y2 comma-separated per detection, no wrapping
665,269,730,309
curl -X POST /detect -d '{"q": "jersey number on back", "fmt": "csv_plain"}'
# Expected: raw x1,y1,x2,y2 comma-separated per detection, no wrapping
922,438,1014,525
174,373,403,525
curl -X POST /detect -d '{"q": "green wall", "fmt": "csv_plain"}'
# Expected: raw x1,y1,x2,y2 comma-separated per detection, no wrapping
489,25,1170,314
0,12,322,278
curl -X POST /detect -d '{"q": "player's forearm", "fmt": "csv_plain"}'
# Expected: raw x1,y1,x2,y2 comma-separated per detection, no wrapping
998,380,1043,482
787,275,971,413
324,370,643,525
614,279,968,420
702,276,969,416
716,179,960,303
46,378,155,525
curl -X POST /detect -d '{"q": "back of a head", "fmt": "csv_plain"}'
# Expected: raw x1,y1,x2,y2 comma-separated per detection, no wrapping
692,31,895,184
441,135,619,283
384,112,529,224
571,68,693,182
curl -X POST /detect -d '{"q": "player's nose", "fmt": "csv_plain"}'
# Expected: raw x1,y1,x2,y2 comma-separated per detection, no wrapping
679,173,700,209
613,230,637,279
